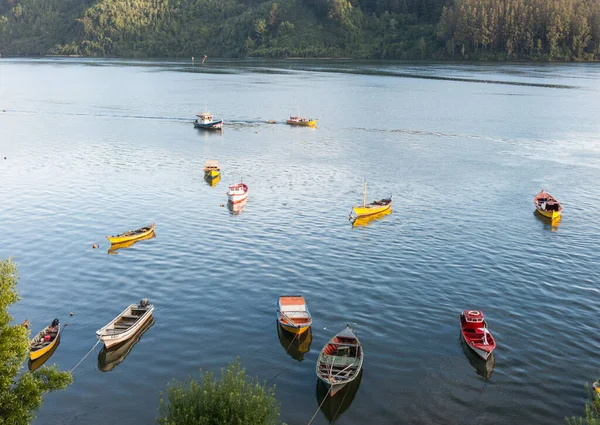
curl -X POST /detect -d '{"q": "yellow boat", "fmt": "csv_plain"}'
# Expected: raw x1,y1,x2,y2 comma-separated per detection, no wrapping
107,223,155,244
350,180,392,220
277,295,312,335
108,230,156,254
29,319,61,361
533,189,562,219
286,116,317,127
204,160,220,179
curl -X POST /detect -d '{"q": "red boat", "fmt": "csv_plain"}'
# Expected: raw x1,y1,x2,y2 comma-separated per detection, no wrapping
460,310,496,360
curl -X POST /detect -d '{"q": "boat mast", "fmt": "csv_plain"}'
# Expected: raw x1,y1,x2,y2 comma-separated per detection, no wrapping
363,179,367,207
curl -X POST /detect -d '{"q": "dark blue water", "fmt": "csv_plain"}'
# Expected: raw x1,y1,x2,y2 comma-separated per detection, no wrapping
1,58,599,425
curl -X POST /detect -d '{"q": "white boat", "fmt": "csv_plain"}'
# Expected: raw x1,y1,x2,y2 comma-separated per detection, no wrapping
194,112,223,130
96,299,154,348
226,182,248,204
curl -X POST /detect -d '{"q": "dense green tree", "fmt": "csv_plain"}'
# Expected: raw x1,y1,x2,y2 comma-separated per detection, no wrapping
0,258,72,425
0,0,599,59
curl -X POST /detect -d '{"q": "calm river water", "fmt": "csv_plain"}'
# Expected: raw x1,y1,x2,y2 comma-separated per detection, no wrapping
1,58,599,425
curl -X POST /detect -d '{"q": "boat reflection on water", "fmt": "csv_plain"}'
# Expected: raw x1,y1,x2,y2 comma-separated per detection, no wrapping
28,335,61,372
108,231,156,254
316,368,363,423
205,173,221,187
534,210,561,230
460,336,495,379
228,198,247,215
277,322,312,362
97,317,154,372
351,208,392,227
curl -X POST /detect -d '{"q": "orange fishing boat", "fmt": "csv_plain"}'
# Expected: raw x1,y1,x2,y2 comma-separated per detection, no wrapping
277,295,312,335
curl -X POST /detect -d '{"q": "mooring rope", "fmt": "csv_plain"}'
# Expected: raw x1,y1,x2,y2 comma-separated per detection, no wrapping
306,385,331,425
70,340,101,373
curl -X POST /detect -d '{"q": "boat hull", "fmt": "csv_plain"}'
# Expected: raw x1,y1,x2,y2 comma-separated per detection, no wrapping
286,119,317,127
97,305,154,348
535,208,561,219
194,120,223,130
107,223,155,244
279,321,310,335
352,202,392,218
227,193,248,204
205,170,220,179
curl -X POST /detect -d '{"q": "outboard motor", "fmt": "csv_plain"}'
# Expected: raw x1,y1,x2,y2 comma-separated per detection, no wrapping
51,318,60,327
139,298,149,308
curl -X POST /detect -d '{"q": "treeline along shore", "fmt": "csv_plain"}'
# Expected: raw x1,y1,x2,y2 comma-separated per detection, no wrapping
1,0,600,60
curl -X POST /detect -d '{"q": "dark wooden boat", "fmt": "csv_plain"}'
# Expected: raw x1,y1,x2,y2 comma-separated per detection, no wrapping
316,325,363,396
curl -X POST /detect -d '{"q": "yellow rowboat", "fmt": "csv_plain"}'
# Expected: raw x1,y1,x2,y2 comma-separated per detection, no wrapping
350,180,392,221
107,223,155,244
204,160,220,179
277,295,312,335
29,319,61,361
286,116,317,127
108,230,155,254
533,189,562,220
28,336,60,371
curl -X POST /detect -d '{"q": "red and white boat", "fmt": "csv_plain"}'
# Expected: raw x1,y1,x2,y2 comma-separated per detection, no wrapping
460,310,496,360
227,182,248,204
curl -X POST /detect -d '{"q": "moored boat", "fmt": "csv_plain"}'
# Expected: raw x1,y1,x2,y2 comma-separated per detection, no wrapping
29,318,61,361
204,160,220,180
593,379,600,399
350,180,392,221
107,223,155,245
534,189,562,219
286,116,317,127
98,316,154,372
194,112,223,130
277,295,312,335
96,299,154,348
227,182,248,204
108,230,155,254
460,310,496,360
316,325,363,396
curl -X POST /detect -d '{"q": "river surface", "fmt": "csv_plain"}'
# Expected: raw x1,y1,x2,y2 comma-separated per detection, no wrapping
1,58,599,425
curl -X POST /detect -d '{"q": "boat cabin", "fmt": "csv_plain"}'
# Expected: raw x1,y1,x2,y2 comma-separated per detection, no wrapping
279,295,306,313
204,160,220,172
228,184,247,195
196,112,214,123
462,310,486,330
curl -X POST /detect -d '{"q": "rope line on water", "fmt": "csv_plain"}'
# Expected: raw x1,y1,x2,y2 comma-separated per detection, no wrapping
306,386,331,425
70,340,101,373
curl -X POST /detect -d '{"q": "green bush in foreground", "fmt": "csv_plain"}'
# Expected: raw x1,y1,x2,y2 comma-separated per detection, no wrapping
565,384,600,425
158,358,282,425
0,258,72,425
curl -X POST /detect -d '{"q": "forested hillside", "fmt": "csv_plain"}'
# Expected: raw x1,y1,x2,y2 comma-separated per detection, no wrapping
0,0,599,60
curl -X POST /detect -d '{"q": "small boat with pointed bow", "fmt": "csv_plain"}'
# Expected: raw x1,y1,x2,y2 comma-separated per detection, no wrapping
350,180,392,220
534,189,562,220
29,318,61,360
194,111,223,130
227,182,248,204
277,295,312,335
316,325,363,396
107,223,155,245
460,310,496,360
204,160,220,180
96,299,154,348
286,116,317,127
